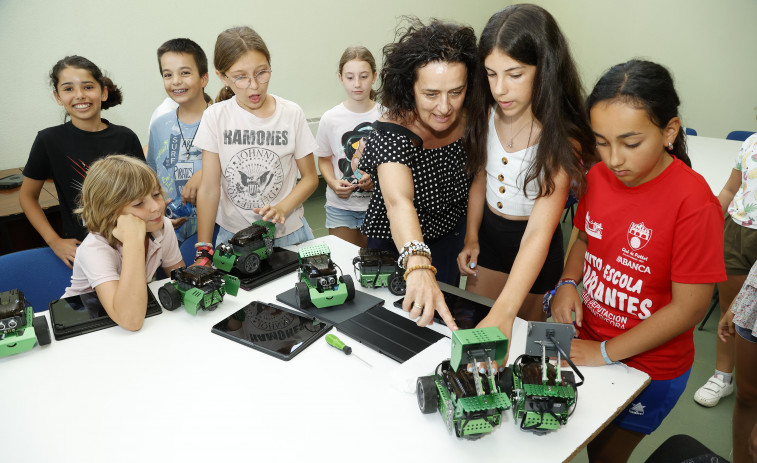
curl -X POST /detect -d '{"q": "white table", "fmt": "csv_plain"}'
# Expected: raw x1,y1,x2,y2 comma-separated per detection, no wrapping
687,135,743,192
1,235,648,463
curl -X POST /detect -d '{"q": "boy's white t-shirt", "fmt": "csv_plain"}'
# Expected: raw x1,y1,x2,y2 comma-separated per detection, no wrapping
314,102,382,211
193,95,317,238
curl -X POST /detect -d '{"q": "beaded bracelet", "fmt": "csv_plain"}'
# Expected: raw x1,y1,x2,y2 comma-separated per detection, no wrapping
398,240,432,269
403,264,437,281
402,250,431,269
542,278,579,318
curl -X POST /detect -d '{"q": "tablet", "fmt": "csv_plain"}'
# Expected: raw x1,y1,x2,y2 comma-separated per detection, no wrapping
49,288,162,341
394,281,495,329
211,301,332,361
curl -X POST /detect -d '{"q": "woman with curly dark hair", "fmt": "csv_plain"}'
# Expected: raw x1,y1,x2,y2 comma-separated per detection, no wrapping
359,18,478,330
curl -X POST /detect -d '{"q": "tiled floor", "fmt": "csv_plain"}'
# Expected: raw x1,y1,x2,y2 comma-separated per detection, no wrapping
303,178,734,462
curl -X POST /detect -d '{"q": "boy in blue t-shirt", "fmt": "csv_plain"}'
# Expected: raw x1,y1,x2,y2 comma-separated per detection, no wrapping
146,38,210,243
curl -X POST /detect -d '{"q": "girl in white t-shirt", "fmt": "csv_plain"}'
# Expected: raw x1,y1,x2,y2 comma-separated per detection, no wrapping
193,26,319,265
314,46,382,247
64,155,184,331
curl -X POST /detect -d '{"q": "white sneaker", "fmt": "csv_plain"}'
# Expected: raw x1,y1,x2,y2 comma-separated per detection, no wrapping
694,374,734,407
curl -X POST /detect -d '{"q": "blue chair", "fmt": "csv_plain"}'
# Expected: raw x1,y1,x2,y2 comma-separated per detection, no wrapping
178,225,220,267
684,127,697,136
727,130,755,142
0,247,73,312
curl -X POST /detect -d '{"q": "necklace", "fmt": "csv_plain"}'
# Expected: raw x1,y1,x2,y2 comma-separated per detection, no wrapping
176,108,200,159
507,116,534,149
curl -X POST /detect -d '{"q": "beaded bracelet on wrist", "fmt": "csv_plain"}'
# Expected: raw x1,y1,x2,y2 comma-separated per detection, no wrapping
403,264,437,281
398,240,431,269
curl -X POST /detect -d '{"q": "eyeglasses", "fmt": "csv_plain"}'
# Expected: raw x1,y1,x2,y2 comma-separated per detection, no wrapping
225,69,272,89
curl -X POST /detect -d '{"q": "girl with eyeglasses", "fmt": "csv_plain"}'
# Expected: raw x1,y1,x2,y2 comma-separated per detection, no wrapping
193,26,318,265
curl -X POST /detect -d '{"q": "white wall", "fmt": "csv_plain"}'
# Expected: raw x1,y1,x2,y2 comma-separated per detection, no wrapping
2,1,755,170
0,0,501,169
532,0,757,139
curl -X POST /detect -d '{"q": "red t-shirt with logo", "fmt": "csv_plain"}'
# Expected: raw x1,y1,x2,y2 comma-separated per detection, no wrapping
575,158,725,380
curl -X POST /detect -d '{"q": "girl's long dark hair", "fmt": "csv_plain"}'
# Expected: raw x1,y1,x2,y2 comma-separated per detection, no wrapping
586,59,691,167
466,4,597,195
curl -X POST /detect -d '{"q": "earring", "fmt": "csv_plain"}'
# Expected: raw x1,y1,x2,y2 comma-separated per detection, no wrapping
667,142,674,151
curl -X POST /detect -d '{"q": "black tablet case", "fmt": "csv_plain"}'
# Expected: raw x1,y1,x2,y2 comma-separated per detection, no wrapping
275,287,384,325
210,301,332,361
49,288,162,341
336,306,447,363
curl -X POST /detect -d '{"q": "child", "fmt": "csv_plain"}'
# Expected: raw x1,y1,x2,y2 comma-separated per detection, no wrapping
63,155,184,331
20,56,143,268
456,4,596,333
551,60,726,462
694,133,757,407
193,26,318,265
314,46,382,247
146,38,210,243
718,260,757,463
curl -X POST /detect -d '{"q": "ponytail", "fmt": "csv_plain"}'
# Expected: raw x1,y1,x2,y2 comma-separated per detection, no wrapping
215,86,235,103
100,76,123,110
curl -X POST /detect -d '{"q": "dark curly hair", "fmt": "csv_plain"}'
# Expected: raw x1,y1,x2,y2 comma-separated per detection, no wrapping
378,18,477,162
50,55,123,114
586,59,690,167
466,4,597,195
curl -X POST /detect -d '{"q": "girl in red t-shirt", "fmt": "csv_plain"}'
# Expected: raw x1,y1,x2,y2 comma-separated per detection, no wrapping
551,60,726,463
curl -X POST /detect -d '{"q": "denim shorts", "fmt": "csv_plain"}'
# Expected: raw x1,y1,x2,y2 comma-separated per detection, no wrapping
613,368,691,434
736,323,757,343
215,217,315,248
324,205,366,230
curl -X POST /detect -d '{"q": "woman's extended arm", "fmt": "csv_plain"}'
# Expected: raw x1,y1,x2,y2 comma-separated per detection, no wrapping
379,162,458,331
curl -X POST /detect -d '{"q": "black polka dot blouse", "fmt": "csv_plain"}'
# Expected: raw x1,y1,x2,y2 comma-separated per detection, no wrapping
359,121,470,242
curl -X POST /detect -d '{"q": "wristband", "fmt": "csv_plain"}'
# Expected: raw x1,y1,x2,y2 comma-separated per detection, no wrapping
600,340,613,365
194,245,214,266
542,278,579,318
403,264,437,281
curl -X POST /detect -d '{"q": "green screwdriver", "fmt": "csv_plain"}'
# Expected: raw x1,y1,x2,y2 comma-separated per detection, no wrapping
326,334,372,367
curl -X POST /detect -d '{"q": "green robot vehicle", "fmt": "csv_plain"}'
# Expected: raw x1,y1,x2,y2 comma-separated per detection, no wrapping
0,289,51,357
213,220,276,274
158,266,240,315
294,243,355,309
500,322,582,434
352,248,406,296
416,327,512,439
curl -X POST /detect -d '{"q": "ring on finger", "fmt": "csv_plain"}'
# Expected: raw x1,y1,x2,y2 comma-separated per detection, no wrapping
413,304,424,310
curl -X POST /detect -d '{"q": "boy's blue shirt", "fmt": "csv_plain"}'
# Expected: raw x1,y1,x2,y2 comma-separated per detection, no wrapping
146,110,202,243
